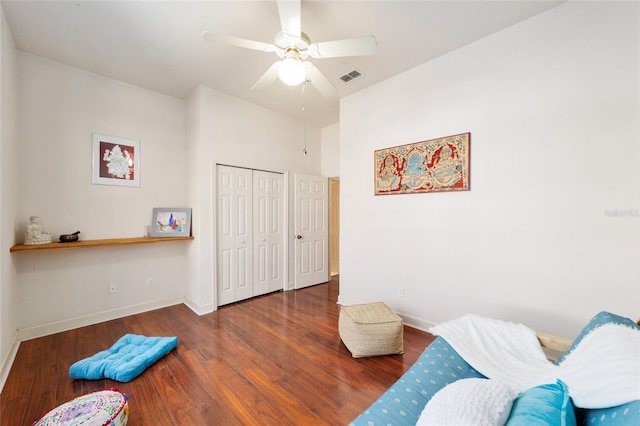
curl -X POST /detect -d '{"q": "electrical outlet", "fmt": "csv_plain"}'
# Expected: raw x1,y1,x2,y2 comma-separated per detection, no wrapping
398,287,405,297
109,283,117,294
147,278,154,287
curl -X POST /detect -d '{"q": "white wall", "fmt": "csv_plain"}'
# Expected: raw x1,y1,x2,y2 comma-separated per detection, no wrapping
14,53,189,338
6,49,322,340
321,123,339,178
339,1,640,338
184,85,322,312
0,8,18,388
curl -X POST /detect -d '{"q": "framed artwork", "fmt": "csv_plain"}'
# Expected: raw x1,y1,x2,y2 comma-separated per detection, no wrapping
92,133,140,187
149,208,192,237
374,132,470,195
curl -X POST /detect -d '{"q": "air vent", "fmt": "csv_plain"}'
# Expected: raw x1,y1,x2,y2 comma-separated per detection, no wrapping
339,69,363,83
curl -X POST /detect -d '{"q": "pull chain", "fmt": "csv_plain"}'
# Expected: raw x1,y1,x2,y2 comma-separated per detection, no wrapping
301,79,310,156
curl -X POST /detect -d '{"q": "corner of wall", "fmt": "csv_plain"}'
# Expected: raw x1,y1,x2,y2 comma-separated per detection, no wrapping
183,296,215,316
0,330,18,393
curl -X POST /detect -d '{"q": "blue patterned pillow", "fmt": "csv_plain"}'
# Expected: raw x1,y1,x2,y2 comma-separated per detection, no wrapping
505,379,576,426
555,312,639,365
554,312,640,425
577,400,640,426
350,337,485,426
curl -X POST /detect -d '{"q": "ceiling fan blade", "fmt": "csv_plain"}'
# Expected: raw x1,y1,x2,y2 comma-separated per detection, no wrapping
308,35,377,58
303,62,337,96
277,0,301,38
251,61,281,92
202,31,276,53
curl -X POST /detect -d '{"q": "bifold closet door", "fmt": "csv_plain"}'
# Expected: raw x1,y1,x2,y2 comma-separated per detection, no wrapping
217,165,254,306
253,170,285,296
217,165,284,306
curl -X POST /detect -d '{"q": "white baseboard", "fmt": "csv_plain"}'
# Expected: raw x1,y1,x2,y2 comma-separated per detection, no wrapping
17,297,184,342
336,294,359,306
183,297,215,316
0,331,20,393
397,313,436,333
336,294,436,333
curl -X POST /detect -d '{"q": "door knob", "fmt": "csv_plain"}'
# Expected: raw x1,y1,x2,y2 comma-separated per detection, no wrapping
295,234,302,239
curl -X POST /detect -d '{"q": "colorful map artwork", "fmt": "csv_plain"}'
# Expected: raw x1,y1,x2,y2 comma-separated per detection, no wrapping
374,132,470,195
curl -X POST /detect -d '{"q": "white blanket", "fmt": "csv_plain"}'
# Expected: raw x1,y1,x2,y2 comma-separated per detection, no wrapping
430,314,640,408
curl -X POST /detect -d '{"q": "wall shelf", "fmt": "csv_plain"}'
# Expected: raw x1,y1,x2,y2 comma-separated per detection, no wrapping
9,236,194,252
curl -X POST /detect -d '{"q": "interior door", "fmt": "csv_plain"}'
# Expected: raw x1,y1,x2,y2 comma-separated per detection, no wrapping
253,170,284,296
294,173,329,289
217,165,253,305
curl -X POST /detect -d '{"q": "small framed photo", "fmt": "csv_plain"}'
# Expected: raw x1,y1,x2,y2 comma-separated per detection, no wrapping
92,133,140,187
150,208,192,237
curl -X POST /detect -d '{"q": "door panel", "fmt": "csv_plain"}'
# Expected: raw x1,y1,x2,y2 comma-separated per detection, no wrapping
294,174,329,289
217,165,253,306
253,170,284,296
267,173,285,292
218,166,284,306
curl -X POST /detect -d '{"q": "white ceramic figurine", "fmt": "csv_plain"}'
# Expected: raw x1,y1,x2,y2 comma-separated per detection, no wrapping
24,216,52,245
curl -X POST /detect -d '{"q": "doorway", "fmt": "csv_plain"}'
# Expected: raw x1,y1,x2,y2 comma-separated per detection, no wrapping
330,178,340,276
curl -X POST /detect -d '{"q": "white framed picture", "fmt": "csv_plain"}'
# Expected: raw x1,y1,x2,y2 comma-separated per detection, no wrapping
150,208,192,237
92,133,140,187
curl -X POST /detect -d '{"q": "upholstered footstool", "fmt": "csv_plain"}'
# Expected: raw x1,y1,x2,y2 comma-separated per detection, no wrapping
339,302,404,358
34,388,129,426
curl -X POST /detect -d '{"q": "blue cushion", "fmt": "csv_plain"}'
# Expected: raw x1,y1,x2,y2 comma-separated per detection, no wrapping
577,400,640,426
555,312,639,365
350,337,485,425
505,379,576,426
69,334,178,382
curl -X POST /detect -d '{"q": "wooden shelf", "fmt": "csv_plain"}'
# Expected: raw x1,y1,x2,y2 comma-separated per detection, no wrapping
10,236,194,252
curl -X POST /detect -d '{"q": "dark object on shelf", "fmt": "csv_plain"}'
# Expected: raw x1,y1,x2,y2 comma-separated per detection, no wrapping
59,231,81,243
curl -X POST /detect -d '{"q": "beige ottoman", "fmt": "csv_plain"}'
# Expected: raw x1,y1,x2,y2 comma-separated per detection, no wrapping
339,302,404,358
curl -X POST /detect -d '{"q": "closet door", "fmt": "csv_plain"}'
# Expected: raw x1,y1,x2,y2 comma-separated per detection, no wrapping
253,170,285,296
217,165,253,306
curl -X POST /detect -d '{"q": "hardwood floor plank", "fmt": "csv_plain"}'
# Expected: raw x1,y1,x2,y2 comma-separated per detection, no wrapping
126,370,174,424
0,276,435,425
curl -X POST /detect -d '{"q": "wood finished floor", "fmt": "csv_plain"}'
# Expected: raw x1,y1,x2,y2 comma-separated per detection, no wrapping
0,276,435,425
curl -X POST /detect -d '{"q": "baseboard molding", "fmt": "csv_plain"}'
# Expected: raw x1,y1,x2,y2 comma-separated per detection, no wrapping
183,297,215,316
397,313,436,333
17,297,184,342
336,294,436,333
336,294,358,306
0,331,20,393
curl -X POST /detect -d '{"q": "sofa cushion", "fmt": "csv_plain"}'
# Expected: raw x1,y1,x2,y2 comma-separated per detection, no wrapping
577,400,640,426
555,311,639,365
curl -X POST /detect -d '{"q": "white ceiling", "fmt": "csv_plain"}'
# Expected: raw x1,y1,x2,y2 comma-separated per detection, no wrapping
1,0,564,128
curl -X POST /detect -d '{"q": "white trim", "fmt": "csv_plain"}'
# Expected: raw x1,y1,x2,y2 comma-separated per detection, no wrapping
336,295,437,333
397,313,436,333
17,297,183,341
0,331,20,393
183,297,215,316
282,170,290,291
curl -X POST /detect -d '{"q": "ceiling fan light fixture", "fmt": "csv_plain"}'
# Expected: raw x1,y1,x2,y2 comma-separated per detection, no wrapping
278,57,306,86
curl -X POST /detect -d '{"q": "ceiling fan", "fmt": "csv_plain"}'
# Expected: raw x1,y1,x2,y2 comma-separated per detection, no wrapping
201,0,376,96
